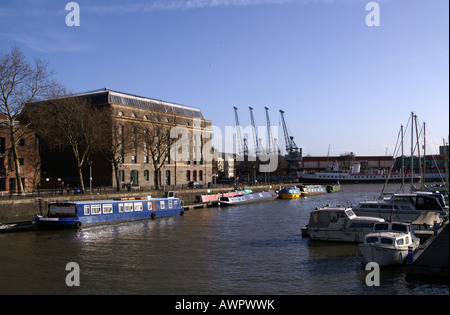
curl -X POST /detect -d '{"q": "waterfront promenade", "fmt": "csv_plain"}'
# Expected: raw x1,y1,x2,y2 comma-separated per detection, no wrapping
0,183,282,221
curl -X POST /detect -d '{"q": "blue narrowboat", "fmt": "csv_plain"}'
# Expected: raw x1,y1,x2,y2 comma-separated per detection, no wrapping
32,195,184,230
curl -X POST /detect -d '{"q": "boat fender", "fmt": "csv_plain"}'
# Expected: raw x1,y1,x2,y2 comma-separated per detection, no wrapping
151,212,156,219
75,221,82,229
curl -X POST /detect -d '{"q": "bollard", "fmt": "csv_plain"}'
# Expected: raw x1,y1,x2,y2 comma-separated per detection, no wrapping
407,246,414,263
433,221,438,236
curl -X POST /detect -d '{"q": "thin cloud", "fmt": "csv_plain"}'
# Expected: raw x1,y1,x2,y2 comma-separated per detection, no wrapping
85,0,300,14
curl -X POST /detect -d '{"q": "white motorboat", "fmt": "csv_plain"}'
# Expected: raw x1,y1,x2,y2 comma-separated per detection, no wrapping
352,192,448,222
301,206,384,242
358,221,420,266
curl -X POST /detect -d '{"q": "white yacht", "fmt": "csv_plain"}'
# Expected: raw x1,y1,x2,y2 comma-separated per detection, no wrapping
352,192,448,223
358,221,420,267
302,206,384,243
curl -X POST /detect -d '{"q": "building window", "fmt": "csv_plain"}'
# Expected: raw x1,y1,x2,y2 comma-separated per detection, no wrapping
193,170,197,181
130,170,139,186
0,138,5,154
199,170,203,181
186,170,190,182
144,170,149,181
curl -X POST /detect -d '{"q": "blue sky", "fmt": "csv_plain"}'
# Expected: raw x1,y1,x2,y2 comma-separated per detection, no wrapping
1,0,448,157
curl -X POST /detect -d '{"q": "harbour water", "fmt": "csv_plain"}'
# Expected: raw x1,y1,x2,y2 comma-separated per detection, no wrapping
0,184,448,295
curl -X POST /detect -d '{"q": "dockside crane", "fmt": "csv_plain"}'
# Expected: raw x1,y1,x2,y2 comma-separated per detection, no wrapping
233,106,248,156
249,106,259,157
280,110,302,169
264,107,278,155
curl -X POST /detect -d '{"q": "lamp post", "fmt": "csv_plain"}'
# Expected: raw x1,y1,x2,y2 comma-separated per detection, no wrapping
89,160,93,194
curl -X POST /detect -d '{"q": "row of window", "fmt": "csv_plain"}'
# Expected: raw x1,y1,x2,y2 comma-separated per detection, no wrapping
83,200,176,215
118,169,204,185
117,111,203,127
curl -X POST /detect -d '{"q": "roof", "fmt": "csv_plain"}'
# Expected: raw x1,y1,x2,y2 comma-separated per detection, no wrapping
73,88,204,119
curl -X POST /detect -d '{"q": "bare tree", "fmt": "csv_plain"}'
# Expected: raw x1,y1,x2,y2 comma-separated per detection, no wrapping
97,116,135,191
0,46,55,194
36,91,104,193
138,113,179,190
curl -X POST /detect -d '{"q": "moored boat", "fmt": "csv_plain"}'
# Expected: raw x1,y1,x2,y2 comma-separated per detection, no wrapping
352,192,448,223
326,183,341,193
32,195,184,230
278,186,301,199
195,190,252,204
301,206,384,242
300,184,328,196
219,190,278,206
358,221,420,266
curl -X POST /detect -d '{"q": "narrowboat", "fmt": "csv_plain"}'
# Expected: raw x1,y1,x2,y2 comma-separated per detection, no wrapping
278,186,301,199
32,195,184,230
218,190,278,206
299,184,328,196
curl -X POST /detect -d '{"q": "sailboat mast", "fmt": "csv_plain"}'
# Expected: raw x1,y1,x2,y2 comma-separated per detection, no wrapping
411,112,414,189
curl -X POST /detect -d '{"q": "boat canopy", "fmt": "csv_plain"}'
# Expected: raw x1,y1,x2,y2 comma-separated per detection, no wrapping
308,210,337,228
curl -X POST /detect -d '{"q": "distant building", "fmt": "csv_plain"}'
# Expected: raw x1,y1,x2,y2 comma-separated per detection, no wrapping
0,113,40,193
301,153,394,174
37,89,213,191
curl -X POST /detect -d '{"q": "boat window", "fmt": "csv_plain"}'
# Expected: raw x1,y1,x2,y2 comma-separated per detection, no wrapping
91,204,101,215
392,223,408,233
168,200,173,208
84,205,90,215
119,203,124,212
134,202,143,211
380,238,393,245
160,201,165,209
124,203,133,212
345,209,355,217
148,202,152,210
48,204,77,217
103,204,113,214
396,238,404,246
330,212,338,222
366,236,379,243
374,223,389,231
405,236,409,244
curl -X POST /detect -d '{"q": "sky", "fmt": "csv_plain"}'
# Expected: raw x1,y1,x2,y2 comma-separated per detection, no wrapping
1,0,448,157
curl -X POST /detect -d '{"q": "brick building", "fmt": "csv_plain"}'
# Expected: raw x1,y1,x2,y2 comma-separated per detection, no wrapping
0,113,40,193
38,89,213,191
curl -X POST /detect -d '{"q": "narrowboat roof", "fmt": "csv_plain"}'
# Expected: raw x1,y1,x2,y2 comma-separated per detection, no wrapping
49,196,178,205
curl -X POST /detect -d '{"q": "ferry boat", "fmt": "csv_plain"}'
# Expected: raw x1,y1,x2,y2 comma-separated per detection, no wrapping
218,190,278,206
278,186,301,199
32,195,184,230
301,206,384,242
352,192,448,223
358,221,420,266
